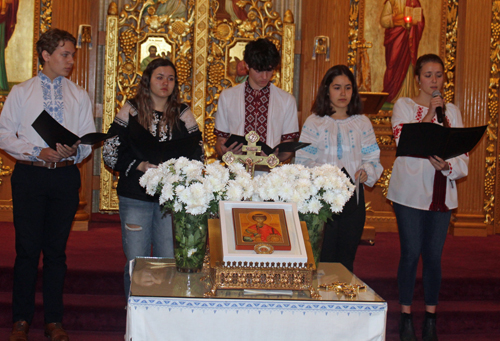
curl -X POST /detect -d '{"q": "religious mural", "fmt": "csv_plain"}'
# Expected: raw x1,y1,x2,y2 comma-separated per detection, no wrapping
380,0,424,103
360,0,443,106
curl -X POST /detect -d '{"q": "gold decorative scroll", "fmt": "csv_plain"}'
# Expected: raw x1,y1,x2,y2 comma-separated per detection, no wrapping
443,0,458,104
374,168,392,198
347,0,360,72
36,0,52,73
192,0,210,136
203,0,295,163
99,6,120,211
486,0,500,225
99,0,196,211
0,157,13,185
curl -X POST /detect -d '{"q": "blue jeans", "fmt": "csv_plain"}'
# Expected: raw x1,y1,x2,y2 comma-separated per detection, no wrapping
119,196,174,298
393,203,451,306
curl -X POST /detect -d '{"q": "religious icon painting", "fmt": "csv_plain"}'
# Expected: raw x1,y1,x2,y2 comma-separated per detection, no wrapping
232,208,291,251
226,40,251,86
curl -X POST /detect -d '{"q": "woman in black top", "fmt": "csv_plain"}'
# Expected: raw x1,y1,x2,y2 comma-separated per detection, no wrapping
103,58,202,298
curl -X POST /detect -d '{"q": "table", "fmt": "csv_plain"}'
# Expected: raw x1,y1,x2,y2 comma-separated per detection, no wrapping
126,258,387,341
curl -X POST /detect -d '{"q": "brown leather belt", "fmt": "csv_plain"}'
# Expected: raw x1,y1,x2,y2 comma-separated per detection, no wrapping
17,160,75,169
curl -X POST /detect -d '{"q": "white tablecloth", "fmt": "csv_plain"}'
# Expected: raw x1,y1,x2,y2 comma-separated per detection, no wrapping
126,296,387,340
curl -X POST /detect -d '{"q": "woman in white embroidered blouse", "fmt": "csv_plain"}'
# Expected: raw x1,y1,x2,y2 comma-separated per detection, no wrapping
387,54,469,341
296,65,382,273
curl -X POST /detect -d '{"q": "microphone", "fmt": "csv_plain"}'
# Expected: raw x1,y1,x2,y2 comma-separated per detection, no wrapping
432,90,444,123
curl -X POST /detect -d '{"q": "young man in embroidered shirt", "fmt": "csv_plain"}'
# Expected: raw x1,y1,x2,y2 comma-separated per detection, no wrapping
0,28,95,341
214,38,299,165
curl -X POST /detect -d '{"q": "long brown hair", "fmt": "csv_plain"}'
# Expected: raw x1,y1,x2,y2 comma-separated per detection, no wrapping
311,65,362,117
134,58,181,131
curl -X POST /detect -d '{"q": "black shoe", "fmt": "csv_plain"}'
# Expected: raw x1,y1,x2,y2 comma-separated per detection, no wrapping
422,313,438,341
399,313,417,341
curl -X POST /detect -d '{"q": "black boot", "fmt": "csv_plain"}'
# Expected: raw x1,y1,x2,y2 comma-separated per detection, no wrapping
422,312,438,341
399,313,417,341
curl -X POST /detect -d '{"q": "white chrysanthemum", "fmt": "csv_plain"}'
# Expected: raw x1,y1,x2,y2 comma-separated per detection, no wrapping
321,189,336,204
187,248,197,257
178,188,193,205
173,200,183,212
279,181,295,201
307,197,322,214
159,183,174,205
226,182,244,201
290,190,305,204
173,157,191,173
297,201,310,214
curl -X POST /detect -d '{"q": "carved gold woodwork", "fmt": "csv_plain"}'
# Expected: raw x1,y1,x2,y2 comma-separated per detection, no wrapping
203,0,295,163
0,157,13,185
374,168,392,198
486,0,500,224
100,0,198,211
99,0,295,210
443,0,458,104
347,0,360,72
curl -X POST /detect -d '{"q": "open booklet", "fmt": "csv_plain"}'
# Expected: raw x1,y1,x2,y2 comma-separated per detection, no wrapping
224,134,310,155
396,122,487,160
32,110,113,150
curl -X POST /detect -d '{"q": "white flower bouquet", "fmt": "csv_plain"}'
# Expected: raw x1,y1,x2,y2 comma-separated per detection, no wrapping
139,157,253,271
255,163,355,219
254,163,355,264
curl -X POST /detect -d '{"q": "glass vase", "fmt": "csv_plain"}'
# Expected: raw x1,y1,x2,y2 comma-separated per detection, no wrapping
299,213,326,267
172,213,208,273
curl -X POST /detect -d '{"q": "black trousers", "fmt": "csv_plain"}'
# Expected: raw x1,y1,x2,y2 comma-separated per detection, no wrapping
11,163,80,324
320,185,365,272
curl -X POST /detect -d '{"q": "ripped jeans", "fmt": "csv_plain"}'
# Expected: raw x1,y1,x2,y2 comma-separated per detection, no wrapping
118,196,174,298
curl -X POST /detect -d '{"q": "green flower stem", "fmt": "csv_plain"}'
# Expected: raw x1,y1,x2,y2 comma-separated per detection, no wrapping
172,212,208,272
299,212,326,267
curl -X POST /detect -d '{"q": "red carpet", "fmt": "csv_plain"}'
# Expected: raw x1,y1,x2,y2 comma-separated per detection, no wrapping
0,214,499,340
0,214,126,341
354,233,500,341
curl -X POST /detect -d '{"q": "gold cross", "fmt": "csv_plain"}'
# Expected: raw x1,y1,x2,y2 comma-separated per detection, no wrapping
222,131,280,178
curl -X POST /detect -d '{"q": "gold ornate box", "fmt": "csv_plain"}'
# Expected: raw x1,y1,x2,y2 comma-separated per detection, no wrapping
205,218,319,298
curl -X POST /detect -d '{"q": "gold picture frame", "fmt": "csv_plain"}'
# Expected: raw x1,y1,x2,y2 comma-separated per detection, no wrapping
0,0,48,109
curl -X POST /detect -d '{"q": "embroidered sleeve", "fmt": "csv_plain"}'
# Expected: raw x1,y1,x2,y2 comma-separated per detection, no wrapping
392,124,403,140
281,132,299,141
102,115,142,172
359,118,383,187
214,128,230,138
179,105,200,134
102,135,120,169
295,116,324,168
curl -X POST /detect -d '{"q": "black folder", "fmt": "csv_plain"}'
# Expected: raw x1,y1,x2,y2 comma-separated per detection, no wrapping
128,116,202,165
32,110,112,149
396,123,487,160
224,134,310,155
